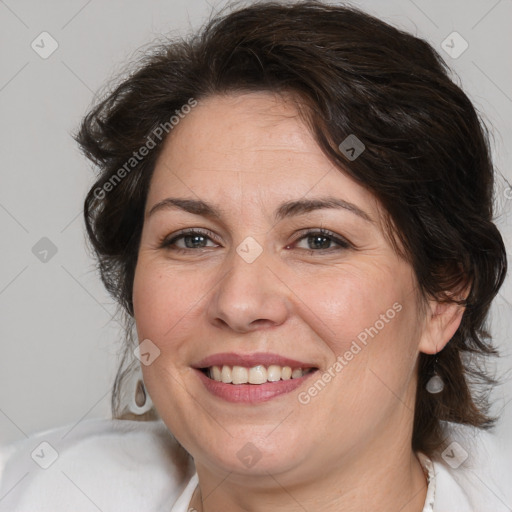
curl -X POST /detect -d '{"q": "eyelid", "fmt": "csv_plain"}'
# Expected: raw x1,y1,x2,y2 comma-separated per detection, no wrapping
290,228,353,250
159,227,353,252
159,227,220,248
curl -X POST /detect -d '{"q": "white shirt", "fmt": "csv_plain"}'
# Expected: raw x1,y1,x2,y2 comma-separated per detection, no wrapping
0,418,510,511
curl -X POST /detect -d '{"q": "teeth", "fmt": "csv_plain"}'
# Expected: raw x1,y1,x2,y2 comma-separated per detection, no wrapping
267,365,281,382
221,365,232,384
212,365,222,381
291,368,303,379
281,366,292,380
248,365,267,384
232,366,248,384
207,365,313,384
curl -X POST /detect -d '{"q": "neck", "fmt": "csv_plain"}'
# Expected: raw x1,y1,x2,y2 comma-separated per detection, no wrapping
189,443,428,512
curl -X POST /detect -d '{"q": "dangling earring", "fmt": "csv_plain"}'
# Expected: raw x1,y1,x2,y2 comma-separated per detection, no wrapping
135,379,147,408
426,354,444,394
124,375,157,420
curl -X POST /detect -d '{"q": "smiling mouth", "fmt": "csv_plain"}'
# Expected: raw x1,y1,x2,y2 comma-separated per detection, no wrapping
200,364,318,385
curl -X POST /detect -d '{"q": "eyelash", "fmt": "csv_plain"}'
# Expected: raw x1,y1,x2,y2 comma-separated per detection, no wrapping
159,228,352,254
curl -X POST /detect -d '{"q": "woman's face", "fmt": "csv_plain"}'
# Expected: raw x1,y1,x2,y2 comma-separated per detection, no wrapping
133,92,430,482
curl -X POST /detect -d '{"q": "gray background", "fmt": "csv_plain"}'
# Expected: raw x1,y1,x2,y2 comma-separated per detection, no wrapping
1,0,511,462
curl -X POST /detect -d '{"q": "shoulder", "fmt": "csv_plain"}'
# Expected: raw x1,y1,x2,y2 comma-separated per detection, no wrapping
0,417,194,512
431,421,512,512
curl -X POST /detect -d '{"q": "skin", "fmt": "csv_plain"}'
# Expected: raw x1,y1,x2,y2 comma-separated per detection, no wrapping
132,92,465,512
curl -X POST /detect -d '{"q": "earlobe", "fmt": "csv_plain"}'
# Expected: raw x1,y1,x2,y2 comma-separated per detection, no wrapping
418,299,466,354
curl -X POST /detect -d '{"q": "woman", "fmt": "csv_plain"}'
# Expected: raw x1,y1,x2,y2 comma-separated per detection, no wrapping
1,1,510,511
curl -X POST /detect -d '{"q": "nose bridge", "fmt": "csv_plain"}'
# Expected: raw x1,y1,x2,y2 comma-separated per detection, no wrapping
207,238,289,331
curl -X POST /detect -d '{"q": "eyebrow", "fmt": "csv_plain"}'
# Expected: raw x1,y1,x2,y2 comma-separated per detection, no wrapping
147,196,373,223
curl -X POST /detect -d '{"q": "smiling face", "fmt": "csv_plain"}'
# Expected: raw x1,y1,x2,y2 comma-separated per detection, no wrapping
132,91,432,484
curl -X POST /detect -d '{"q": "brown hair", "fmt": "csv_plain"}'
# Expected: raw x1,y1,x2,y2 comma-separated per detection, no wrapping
76,1,507,457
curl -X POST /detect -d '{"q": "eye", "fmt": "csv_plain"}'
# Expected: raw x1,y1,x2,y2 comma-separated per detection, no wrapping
159,229,219,251
288,228,352,253
159,227,352,254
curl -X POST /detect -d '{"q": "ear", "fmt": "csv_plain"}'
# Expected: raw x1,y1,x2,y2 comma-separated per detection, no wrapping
418,298,466,354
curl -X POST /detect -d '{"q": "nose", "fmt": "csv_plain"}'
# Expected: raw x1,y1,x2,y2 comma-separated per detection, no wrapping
207,243,290,333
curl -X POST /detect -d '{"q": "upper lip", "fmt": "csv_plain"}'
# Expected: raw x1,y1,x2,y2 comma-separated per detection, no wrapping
193,352,318,369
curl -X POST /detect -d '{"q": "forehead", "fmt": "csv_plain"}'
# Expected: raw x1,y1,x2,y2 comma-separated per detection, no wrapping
148,92,379,218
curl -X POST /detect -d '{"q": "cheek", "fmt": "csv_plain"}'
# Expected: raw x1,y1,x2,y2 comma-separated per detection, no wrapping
132,260,204,399
291,261,422,404
290,262,409,352
132,258,202,342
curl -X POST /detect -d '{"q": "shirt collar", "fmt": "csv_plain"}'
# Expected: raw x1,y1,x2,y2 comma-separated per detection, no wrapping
417,452,436,512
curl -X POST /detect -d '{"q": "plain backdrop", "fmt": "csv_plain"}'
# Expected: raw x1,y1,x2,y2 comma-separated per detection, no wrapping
1,0,511,463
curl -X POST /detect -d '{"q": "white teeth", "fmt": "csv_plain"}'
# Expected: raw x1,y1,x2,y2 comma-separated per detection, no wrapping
212,365,222,381
267,365,282,382
248,365,267,384
281,366,292,380
232,366,249,384
206,364,313,384
221,365,232,384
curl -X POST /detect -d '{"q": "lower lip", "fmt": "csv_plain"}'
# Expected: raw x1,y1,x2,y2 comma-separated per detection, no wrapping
194,369,318,403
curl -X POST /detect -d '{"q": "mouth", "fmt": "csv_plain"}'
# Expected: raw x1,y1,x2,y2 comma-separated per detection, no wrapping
199,364,317,385
192,352,320,403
